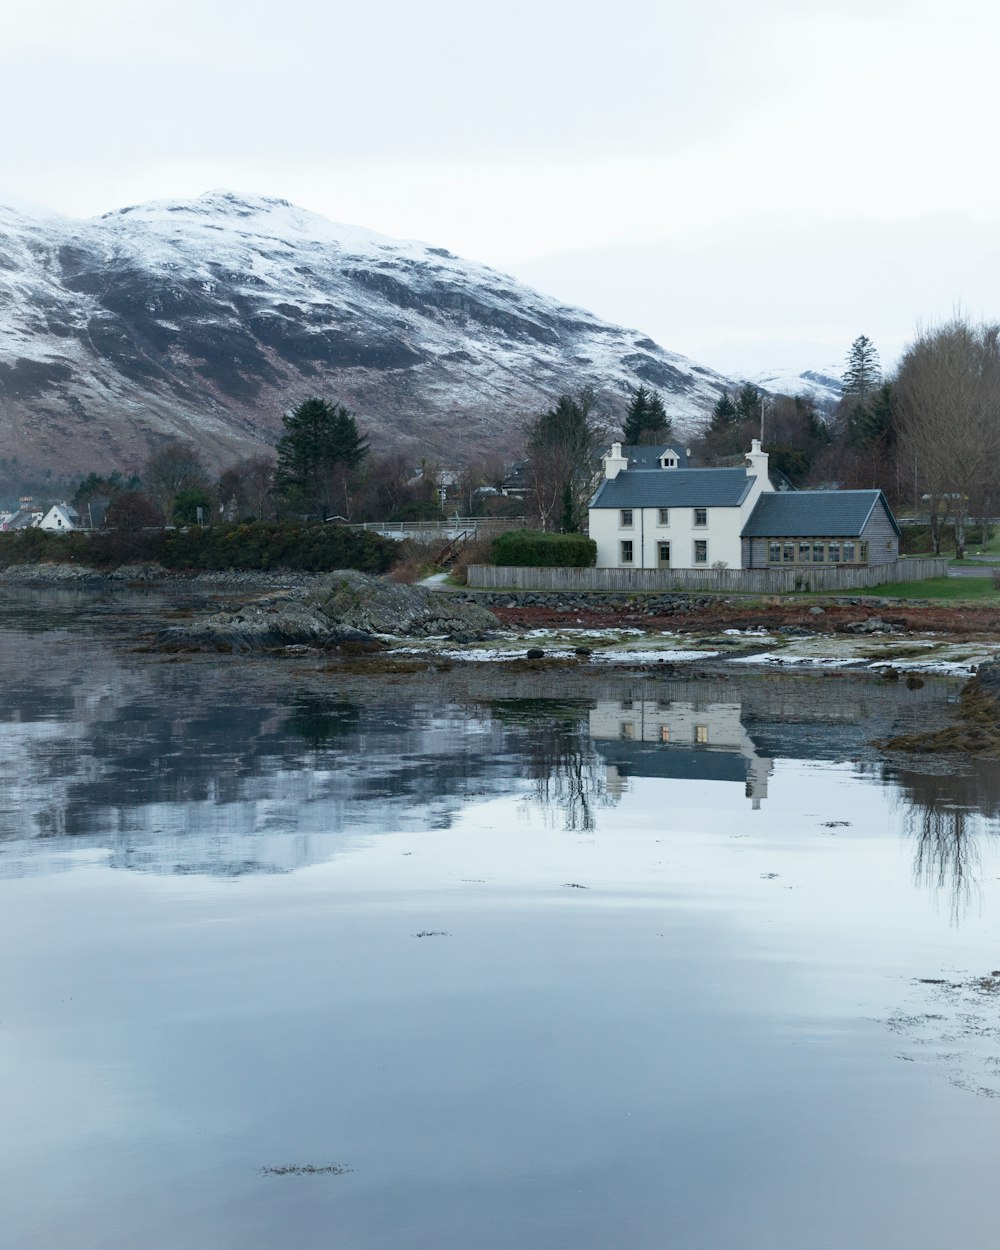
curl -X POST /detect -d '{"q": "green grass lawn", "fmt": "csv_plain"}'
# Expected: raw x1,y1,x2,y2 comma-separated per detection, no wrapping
855,576,1000,602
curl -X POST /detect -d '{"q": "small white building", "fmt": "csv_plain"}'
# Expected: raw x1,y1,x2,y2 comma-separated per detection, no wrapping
38,503,82,532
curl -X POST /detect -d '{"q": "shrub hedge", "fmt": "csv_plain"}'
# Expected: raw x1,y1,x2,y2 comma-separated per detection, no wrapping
0,522,398,574
491,530,596,567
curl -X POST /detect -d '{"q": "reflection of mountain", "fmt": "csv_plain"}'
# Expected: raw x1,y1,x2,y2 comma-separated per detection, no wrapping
0,633,535,876
590,699,772,808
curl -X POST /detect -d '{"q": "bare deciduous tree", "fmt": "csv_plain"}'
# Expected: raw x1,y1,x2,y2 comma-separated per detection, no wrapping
895,318,1000,557
217,455,276,521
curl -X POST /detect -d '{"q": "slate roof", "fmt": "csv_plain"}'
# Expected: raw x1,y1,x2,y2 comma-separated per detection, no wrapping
590,468,754,510
741,490,900,538
617,444,690,469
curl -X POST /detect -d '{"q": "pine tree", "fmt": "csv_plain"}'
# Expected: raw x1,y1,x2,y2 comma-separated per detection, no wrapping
710,390,738,427
622,385,672,445
275,398,369,519
842,335,882,403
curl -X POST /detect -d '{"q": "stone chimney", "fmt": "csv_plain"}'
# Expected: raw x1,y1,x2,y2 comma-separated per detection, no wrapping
745,439,771,490
604,442,628,479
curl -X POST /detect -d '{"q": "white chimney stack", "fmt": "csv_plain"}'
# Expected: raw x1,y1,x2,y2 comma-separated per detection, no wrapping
604,441,628,479
745,438,771,490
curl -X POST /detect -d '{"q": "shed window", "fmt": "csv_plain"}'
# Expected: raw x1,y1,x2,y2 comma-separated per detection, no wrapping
620,540,634,564
768,542,782,563
843,542,856,562
829,542,841,563
798,542,811,562
812,543,825,563
694,540,708,564
783,542,795,563
620,509,633,527
859,542,869,563
693,507,707,527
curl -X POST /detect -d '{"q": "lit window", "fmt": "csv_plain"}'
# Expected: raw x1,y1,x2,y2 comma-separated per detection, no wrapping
620,508,633,527
695,725,709,744
659,725,670,742
693,507,707,527
658,508,669,525
620,540,634,564
694,540,708,564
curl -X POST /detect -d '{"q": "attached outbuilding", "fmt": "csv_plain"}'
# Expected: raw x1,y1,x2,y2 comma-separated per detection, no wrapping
740,490,900,567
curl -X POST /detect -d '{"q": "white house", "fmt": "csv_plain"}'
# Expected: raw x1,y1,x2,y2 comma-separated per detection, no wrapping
589,439,772,570
588,440,899,570
38,503,82,532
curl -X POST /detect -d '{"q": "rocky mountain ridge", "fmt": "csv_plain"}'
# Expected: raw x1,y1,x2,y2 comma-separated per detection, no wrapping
0,191,736,479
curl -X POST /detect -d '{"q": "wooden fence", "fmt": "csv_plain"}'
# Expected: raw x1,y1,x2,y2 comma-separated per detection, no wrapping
466,557,951,594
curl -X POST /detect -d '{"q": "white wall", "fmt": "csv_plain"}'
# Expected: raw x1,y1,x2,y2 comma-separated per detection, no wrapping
590,486,764,569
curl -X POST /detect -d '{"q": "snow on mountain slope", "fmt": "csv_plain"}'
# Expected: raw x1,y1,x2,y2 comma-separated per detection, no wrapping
749,366,843,409
0,191,735,476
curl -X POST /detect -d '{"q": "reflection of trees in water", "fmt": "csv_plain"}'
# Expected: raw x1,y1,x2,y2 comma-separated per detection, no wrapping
885,762,1000,921
283,694,362,748
488,700,611,831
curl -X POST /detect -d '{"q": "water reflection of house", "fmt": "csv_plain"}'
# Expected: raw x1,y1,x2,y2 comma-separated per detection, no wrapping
589,700,773,809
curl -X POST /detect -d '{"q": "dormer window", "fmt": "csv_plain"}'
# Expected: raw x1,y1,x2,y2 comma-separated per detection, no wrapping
660,456,676,468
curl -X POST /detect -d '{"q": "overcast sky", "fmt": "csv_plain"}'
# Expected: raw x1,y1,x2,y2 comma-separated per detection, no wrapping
3,0,997,378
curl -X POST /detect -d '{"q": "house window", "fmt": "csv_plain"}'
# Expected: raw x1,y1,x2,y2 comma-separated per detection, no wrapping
694,725,709,744
843,542,856,562
659,725,670,742
829,542,841,563
693,507,707,527
812,542,825,563
658,508,669,525
768,542,782,564
620,508,633,527
798,542,811,563
620,722,635,740
620,540,634,564
693,540,708,564
859,542,869,563
783,542,795,563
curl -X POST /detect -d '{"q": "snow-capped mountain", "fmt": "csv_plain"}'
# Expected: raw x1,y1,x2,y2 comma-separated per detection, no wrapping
749,367,843,409
0,191,735,477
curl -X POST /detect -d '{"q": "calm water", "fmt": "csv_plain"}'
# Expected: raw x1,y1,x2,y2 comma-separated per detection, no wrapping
3,613,1000,1249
